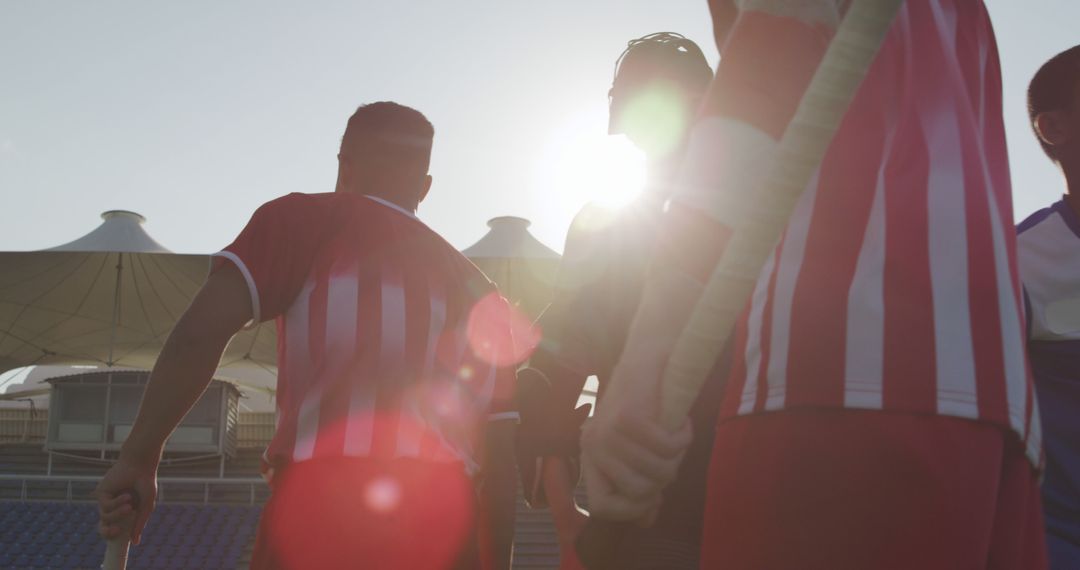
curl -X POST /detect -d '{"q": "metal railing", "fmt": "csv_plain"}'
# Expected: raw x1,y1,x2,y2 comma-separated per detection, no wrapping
0,474,267,505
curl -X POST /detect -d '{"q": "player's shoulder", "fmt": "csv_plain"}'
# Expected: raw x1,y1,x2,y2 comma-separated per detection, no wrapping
568,202,619,238
565,200,655,256
559,203,619,268
1017,203,1059,237
1017,200,1080,249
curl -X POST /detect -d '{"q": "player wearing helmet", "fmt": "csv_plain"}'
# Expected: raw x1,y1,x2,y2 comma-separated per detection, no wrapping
515,32,718,570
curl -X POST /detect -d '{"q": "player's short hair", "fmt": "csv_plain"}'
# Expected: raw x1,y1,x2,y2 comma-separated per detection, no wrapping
1028,45,1080,161
341,101,434,174
610,32,713,103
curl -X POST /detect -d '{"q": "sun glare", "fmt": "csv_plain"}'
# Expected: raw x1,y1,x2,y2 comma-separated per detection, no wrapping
535,109,647,219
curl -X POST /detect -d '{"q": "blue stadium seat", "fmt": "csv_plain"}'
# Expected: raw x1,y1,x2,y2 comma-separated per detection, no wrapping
0,500,262,570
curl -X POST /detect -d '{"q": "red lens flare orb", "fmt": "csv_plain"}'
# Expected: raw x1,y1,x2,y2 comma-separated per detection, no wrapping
265,456,474,569
466,293,540,368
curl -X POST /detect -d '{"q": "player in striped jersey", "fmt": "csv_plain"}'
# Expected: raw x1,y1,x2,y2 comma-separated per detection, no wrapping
516,33,717,569
581,1,1048,568
1018,44,1080,570
96,102,521,569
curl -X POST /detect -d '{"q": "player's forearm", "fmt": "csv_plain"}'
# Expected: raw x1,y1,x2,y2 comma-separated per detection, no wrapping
120,321,232,462
603,268,710,406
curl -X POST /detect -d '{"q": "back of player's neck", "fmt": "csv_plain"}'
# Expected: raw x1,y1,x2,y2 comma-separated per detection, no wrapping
1063,187,1080,220
340,186,417,213
1059,162,1080,219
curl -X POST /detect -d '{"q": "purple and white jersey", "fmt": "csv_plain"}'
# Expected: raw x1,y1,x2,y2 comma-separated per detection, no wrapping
1019,200,1080,344
1017,198,1080,561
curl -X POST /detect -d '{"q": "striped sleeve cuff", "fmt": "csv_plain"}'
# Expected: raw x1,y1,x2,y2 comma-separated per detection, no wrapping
211,251,261,330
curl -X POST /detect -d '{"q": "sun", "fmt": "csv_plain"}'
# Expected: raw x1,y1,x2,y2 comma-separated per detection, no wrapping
535,107,648,218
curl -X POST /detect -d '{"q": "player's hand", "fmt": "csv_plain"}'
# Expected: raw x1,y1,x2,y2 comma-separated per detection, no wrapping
581,402,691,523
95,452,159,545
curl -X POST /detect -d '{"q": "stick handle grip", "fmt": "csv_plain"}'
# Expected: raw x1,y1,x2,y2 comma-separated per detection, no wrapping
102,538,131,570
101,489,139,570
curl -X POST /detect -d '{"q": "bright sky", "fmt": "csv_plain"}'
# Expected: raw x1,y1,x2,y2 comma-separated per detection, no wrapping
0,1,1076,254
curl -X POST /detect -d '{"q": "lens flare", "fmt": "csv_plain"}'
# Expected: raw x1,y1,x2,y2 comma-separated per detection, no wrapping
268,456,474,568
364,476,402,514
466,292,540,367
617,80,689,158
533,107,647,234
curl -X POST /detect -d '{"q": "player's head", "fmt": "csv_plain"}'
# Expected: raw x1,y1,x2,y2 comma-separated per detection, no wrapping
1029,45,1080,165
337,101,435,209
608,32,713,158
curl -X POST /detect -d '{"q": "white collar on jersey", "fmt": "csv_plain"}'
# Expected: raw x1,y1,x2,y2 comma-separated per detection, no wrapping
363,194,420,221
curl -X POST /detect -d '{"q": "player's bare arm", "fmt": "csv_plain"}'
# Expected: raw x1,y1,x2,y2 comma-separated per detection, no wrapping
95,263,253,544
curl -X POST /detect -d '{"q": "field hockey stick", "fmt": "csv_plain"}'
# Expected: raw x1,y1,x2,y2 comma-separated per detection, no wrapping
658,0,904,431
102,537,131,570
101,491,139,570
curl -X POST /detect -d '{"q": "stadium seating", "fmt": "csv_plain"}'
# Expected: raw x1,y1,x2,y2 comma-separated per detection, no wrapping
0,501,260,570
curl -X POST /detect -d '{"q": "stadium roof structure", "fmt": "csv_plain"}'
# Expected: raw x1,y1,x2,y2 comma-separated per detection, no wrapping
461,216,561,260
0,211,277,389
1,211,561,405
462,217,560,319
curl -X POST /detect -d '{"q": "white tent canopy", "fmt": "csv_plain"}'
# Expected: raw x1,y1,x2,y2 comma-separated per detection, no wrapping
461,216,561,261
462,216,560,319
0,211,277,377
0,211,561,406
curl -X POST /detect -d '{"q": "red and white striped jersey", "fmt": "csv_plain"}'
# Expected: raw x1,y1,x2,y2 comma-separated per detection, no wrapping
213,193,522,473
705,0,1039,463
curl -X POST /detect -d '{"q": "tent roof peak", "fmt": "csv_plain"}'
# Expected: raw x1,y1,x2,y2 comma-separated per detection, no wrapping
101,210,147,224
462,216,559,260
44,210,172,253
486,216,531,229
